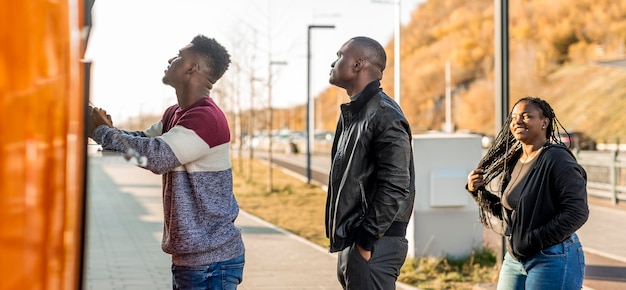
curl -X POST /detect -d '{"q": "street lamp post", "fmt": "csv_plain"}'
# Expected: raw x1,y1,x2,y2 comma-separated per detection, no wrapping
306,24,334,184
495,0,509,130
267,60,287,192
373,0,401,105
494,0,509,264
393,0,401,105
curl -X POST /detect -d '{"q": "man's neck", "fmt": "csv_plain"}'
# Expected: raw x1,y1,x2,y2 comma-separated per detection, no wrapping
347,78,376,100
176,87,210,110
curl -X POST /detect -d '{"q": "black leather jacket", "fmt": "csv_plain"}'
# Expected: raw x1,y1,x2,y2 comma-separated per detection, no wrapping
325,81,415,253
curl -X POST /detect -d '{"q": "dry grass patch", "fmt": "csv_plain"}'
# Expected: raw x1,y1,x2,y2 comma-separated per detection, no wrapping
399,250,499,289
232,157,329,248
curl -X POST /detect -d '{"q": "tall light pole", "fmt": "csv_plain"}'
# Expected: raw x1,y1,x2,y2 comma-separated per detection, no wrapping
495,0,509,132
307,24,334,184
494,0,509,264
373,0,401,105
267,60,287,192
393,0,401,105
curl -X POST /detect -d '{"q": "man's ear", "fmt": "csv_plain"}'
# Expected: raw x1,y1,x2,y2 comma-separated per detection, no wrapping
186,63,199,74
353,58,365,72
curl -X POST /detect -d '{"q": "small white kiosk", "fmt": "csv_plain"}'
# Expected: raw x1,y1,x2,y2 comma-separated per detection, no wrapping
406,132,484,258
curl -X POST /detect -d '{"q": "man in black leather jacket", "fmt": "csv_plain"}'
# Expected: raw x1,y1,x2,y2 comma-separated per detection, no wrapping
325,36,415,290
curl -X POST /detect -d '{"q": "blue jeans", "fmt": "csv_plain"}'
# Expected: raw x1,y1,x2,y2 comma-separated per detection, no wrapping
171,254,245,290
497,233,585,290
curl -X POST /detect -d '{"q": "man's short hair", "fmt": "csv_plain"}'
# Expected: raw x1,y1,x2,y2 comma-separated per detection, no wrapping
350,36,386,72
190,35,231,83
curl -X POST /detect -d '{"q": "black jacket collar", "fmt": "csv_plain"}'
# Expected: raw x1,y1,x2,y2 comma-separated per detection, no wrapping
341,80,381,114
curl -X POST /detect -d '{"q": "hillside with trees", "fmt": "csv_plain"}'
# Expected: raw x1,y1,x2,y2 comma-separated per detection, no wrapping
122,0,626,145
313,0,626,143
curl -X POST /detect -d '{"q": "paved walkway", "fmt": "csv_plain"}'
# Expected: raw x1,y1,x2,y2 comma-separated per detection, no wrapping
576,201,626,290
84,150,626,289
269,152,626,289
84,151,417,290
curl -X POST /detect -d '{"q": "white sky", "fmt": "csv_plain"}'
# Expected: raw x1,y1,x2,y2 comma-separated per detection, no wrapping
86,0,424,123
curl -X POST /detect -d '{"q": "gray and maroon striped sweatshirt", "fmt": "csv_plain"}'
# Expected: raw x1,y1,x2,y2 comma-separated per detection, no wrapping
93,97,245,266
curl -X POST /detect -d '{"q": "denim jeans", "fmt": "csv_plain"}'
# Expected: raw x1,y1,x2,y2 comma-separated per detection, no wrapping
171,254,245,290
496,233,585,290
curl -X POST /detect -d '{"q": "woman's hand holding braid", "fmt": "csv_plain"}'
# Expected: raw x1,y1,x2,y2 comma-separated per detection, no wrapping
467,168,485,192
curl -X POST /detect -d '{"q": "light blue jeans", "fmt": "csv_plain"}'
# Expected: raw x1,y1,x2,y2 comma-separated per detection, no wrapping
171,254,245,290
497,233,585,290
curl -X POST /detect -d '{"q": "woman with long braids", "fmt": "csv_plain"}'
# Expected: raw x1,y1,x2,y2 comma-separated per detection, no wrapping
466,97,589,289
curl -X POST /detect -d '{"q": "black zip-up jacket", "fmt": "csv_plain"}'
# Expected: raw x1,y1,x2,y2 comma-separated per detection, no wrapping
325,81,415,253
471,144,589,261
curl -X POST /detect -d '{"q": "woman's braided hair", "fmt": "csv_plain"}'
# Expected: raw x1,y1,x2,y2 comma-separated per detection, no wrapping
474,96,570,231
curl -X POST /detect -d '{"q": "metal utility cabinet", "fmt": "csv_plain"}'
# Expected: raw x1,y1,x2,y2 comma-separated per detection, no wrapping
406,133,484,258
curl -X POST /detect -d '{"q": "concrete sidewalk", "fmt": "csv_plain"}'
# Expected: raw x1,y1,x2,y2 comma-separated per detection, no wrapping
84,150,626,290
270,152,626,289
83,152,417,290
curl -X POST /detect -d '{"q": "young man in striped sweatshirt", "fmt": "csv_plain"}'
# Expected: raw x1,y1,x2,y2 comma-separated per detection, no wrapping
88,35,245,290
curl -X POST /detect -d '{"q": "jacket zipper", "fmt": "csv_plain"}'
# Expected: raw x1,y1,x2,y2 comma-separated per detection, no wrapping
329,123,363,245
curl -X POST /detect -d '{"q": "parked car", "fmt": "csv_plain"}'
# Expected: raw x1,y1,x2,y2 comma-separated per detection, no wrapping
559,131,596,151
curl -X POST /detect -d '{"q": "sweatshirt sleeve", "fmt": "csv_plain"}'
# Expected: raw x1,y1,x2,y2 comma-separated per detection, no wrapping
92,125,181,174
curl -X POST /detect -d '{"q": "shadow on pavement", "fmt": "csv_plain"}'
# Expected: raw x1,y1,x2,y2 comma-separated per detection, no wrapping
586,265,626,282
239,226,283,235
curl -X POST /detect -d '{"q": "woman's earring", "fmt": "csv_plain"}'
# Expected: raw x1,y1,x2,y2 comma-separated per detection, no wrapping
542,125,545,129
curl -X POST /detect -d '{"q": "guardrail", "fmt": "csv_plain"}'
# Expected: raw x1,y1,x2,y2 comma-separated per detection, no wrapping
576,150,626,204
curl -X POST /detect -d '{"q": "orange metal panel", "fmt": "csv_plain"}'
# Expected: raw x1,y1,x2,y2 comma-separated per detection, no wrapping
0,0,86,289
